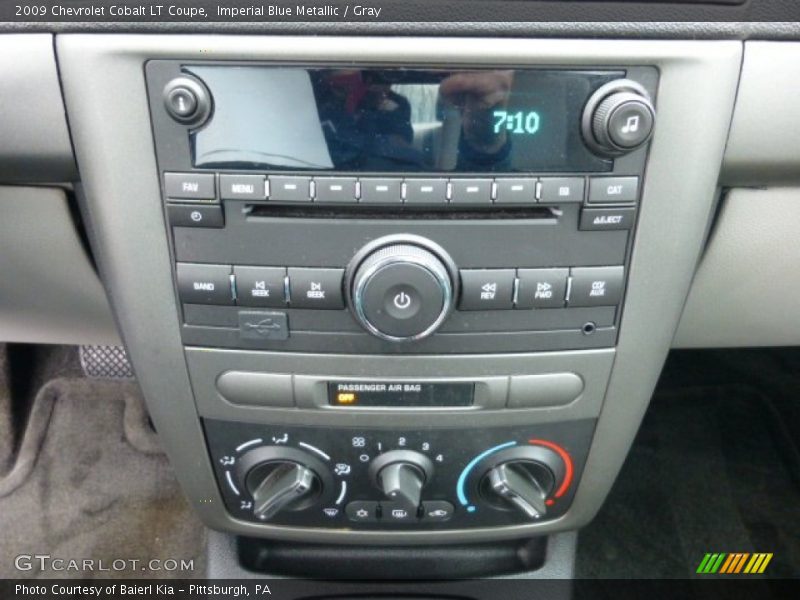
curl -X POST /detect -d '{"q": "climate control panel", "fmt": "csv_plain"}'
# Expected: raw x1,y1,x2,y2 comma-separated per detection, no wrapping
204,419,594,529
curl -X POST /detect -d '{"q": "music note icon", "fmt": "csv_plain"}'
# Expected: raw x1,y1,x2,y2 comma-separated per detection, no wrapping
621,115,640,134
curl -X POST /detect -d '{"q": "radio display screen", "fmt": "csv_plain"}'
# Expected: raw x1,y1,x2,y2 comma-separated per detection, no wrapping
186,66,620,173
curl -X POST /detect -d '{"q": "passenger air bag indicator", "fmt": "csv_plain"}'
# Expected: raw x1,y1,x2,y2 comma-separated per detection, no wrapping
328,382,474,407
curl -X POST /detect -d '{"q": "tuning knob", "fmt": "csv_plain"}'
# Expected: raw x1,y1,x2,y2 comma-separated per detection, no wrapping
369,450,434,509
347,236,458,342
236,447,327,520
582,79,655,157
479,444,567,520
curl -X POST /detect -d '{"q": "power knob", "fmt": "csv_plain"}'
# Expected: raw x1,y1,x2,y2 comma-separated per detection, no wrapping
582,79,655,157
347,236,458,342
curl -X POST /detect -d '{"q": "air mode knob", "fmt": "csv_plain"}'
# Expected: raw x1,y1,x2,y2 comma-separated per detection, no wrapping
582,80,655,157
235,447,329,521
347,236,458,342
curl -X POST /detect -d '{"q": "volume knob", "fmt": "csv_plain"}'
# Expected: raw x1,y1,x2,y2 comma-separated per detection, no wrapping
583,80,655,157
348,237,457,342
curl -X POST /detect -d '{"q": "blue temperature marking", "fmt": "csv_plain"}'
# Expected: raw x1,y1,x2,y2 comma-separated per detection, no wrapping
456,441,518,510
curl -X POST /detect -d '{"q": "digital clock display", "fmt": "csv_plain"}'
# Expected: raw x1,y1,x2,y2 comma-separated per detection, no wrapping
187,66,620,173
493,110,541,136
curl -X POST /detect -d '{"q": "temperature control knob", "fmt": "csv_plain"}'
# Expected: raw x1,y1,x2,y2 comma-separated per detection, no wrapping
236,447,328,521
479,444,568,520
582,80,655,157
347,236,458,342
369,450,435,509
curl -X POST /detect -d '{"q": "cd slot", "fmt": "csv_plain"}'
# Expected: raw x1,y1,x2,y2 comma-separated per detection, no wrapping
244,204,559,221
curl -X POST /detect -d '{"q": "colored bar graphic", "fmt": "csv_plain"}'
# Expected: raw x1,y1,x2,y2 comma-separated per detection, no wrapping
698,552,773,575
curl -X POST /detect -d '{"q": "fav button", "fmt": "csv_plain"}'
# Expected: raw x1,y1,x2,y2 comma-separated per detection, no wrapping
234,266,287,308
459,269,515,310
288,268,345,309
569,266,625,307
164,172,216,202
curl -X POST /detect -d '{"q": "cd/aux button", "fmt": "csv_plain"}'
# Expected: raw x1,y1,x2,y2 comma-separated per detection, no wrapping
568,266,624,307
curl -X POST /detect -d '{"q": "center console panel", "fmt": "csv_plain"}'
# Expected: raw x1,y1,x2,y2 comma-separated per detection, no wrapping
58,35,742,545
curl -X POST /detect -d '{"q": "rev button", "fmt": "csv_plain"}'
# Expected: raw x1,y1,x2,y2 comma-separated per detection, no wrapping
459,269,515,310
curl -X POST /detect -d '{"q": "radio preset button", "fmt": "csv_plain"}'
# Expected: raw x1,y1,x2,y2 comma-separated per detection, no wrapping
568,266,624,307
176,263,233,305
404,179,448,204
220,174,266,201
588,176,639,203
164,172,216,202
494,178,537,204
360,178,403,203
315,177,358,203
269,176,312,202
516,268,568,309
538,177,585,204
450,179,492,204
580,207,636,231
288,268,345,309
234,266,287,308
459,269,515,310
167,203,224,228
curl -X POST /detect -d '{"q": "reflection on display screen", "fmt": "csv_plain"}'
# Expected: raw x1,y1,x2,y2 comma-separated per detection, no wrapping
187,66,619,173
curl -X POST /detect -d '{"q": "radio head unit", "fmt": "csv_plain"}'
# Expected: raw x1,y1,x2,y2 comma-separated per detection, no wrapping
146,61,657,355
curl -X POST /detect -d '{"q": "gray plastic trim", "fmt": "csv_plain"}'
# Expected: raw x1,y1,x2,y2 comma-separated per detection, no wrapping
0,35,77,182
721,42,800,185
674,187,800,348
56,35,741,544
187,348,611,426
206,529,577,580
0,186,119,345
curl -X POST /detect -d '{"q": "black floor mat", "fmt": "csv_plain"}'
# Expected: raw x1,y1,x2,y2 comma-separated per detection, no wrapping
577,350,800,579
